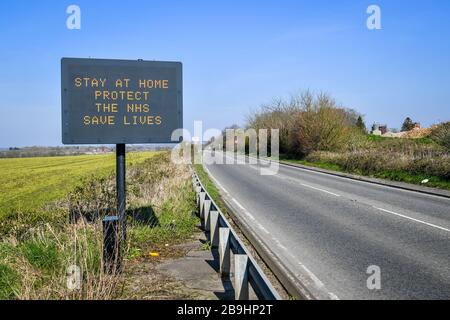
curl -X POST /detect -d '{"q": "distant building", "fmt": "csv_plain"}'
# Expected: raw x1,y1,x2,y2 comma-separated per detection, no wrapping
371,123,388,136
371,121,429,139
379,125,388,135
372,129,382,136
382,131,405,138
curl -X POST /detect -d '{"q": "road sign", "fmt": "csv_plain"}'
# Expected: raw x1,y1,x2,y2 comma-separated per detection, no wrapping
61,58,183,144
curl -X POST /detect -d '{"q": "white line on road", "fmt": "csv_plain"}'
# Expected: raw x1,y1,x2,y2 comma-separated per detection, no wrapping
268,166,342,197
204,166,230,195
374,207,450,233
299,183,341,197
232,198,256,221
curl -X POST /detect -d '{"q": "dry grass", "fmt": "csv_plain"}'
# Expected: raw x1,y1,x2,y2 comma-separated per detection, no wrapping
332,137,447,180
304,146,450,189
1,221,120,300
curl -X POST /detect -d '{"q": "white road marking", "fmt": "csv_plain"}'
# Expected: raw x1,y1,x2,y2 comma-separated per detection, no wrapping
299,183,341,197
295,262,340,300
204,166,230,195
329,293,340,300
374,207,450,233
232,198,256,221
258,224,270,234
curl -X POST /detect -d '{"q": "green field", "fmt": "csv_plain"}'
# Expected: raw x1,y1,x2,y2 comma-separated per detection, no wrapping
0,152,155,217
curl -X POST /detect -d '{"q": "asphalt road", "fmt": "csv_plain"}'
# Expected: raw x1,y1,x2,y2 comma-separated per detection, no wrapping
203,151,450,300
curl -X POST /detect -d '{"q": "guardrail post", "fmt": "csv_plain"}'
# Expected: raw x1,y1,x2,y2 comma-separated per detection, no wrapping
219,227,231,277
195,186,201,207
204,200,212,232
199,192,206,220
103,216,121,274
235,254,249,300
210,210,219,247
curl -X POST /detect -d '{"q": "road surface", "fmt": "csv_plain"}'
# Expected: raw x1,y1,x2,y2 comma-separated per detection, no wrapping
203,151,450,300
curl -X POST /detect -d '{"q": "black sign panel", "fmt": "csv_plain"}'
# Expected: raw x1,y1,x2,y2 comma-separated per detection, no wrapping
61,58,182,144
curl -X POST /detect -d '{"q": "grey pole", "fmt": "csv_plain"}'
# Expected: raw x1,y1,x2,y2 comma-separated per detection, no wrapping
116,144,126,240
103,216,120,274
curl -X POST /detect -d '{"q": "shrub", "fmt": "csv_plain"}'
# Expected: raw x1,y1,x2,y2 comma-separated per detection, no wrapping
430,122,450,150
247,96,303,154
246,91,362,156
292,105,360,156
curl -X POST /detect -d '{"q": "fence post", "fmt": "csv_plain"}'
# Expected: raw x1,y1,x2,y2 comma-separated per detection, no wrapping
210,210,219,247
235,254,249,300
204,200,212,232
103,216,121,274
219,227,231,277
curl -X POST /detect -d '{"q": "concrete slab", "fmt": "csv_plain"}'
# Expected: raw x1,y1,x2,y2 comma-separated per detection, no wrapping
157,235,235,300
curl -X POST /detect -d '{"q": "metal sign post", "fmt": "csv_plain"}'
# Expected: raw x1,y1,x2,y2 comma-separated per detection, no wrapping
116,144,126,240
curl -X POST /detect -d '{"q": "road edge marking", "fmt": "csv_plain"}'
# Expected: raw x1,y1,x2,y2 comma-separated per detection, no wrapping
374,207,450,233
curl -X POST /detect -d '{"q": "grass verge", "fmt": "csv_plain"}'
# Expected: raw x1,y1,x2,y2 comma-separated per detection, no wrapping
194,164,229,215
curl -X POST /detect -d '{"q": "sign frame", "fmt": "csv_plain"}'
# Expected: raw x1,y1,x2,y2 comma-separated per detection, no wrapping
61,57,183,145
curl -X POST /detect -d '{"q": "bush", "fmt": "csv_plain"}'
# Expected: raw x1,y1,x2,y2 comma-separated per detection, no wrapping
430,122,450,150
246,91,362,156
247,96,303,154
292,105,360,156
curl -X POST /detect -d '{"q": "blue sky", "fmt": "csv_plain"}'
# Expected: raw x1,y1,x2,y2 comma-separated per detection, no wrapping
0,0,449,147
